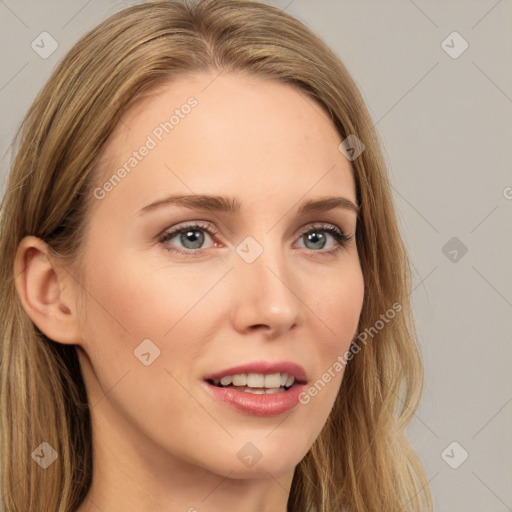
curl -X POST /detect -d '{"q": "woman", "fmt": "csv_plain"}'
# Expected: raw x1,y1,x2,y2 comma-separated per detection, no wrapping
0,1,433,511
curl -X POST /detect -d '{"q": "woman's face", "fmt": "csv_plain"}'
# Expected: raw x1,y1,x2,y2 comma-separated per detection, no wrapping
73,72,364,479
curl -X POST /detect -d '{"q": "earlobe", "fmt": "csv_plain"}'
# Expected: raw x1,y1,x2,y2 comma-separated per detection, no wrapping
13,236,82,345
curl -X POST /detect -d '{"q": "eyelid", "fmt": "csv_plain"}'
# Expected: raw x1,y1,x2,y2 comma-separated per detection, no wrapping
160,220,218,239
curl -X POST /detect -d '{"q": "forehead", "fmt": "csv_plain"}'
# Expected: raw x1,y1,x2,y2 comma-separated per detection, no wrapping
91,72,356,217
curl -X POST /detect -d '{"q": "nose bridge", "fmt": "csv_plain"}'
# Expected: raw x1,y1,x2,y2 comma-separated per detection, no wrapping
231,233,300,333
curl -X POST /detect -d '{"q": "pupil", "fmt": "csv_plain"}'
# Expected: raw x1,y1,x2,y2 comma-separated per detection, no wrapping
181,230,204,249
306,232,326,250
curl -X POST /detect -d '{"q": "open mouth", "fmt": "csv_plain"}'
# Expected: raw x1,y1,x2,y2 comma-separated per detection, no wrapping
206,379,297,395
202,368,308,416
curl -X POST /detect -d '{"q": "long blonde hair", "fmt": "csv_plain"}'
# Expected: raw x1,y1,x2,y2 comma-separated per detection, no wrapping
0,1,432,510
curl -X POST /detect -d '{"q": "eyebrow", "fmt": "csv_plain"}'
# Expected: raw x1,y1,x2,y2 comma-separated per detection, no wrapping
136,194,360,216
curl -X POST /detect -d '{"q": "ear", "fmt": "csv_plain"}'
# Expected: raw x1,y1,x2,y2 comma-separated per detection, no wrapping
13,236,83,345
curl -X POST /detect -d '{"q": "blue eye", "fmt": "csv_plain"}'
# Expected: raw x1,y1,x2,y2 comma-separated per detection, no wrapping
159,221,352,257
297,224,351,253
159,221,217,255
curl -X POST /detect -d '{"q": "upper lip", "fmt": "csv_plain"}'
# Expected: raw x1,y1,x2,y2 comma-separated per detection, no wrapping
203,360,308,384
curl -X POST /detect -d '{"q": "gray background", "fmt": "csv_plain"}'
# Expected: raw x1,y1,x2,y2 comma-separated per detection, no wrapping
1,1,511,510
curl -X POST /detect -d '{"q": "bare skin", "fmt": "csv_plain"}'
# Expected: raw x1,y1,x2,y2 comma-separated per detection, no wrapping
15,72,364,512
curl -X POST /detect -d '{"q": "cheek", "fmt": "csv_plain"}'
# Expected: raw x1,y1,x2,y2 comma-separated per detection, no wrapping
76,257,215,463
312,262,365,349
76,252,221,403
81,250,212,340
300,263,364,406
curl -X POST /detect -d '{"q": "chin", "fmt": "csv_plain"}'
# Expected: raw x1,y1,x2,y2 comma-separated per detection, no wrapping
222,460,299,480
194,443,304,479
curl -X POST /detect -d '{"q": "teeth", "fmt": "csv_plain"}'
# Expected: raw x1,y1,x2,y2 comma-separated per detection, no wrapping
220,375,233,386
211,372,296,389
247,373,265,388
232,386,285,394
264,387,282,394
232,374,247,386
264,373,281,387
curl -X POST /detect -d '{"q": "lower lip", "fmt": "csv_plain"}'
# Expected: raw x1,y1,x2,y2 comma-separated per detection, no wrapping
202,381,307,417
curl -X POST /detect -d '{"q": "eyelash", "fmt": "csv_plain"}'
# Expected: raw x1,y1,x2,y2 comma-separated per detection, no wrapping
159,221,353,257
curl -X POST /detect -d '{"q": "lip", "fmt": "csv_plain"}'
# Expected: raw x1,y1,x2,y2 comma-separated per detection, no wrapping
203,360,308,383
202,380,307,417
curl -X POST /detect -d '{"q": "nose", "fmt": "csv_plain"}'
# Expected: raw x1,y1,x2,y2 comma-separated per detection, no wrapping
230,240,301,338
